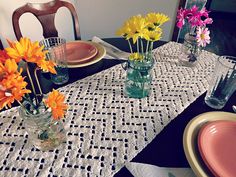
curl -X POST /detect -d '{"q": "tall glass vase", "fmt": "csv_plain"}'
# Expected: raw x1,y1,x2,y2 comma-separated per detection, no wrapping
178,33,202,67
19,100,66,151
186,0,207,9
124,54,154,98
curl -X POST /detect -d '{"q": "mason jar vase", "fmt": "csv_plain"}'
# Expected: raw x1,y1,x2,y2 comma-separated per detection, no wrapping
19,101,66,151
124,55,154,98
179,33,202,67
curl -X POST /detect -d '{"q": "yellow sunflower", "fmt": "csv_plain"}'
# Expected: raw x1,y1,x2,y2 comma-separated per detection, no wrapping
129,52,144,61
144,28,162,42
146,13,170,28
117,15,148,44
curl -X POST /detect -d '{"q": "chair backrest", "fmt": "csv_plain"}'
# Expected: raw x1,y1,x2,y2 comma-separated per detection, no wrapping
12,0,81,40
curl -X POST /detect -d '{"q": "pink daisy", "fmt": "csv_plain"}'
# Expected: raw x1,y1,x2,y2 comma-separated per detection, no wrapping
196,27,211,47
176,8,187,29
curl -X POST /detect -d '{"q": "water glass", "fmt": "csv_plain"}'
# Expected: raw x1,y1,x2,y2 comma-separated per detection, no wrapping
205,56,236,109
40,37,69,85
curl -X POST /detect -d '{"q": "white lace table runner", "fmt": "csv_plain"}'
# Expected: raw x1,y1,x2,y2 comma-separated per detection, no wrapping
0,42,217,177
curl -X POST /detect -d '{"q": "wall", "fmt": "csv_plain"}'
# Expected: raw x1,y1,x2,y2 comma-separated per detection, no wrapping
0,0,76,47
0,0,179,48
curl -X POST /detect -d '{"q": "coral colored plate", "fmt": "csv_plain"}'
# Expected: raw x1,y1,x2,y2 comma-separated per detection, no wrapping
198,120,236,177
67,41,106,68
66,41,98,64
183,111,236,177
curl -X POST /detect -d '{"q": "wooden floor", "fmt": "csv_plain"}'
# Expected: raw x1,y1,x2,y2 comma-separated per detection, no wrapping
205,11,236,56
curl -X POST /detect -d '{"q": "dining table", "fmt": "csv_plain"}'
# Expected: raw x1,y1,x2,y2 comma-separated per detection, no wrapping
0,37,235,177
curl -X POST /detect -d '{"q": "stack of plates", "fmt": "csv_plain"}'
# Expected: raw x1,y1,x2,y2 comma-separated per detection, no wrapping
66,41,106,68
183,112,236,177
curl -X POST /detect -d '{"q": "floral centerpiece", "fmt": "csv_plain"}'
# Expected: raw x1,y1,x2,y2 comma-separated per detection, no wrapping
176,5,213,65
0,37,68,150
116,12,169,98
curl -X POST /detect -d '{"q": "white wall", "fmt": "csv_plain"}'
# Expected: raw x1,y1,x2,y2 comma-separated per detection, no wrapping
0,0,76,47
75,0,179,41
0,0,179,48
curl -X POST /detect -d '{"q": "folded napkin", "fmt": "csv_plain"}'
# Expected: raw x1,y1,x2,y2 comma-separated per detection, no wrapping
126,162,196,177
91,36,129,60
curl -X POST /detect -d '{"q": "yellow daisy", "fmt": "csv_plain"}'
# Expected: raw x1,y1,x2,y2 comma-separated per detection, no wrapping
129,52,144,61
146,13,170,28
144,28,162,42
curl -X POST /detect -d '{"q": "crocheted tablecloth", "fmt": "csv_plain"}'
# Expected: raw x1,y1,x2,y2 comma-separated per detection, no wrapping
0,42,217,177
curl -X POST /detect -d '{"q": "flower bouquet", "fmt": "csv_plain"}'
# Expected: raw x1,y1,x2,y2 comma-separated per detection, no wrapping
0,37,68,150
176,5,213,66
116,12,169,98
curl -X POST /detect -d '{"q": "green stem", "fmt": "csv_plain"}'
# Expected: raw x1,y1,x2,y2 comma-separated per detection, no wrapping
136,38,139,54
140,38,144,56
17,100,31,115
25,63,38,105
23,95,34,105
128,39,133,53
26,64,36,95
148,42,154,61
146,41,150,54
34,67,43,95
141,81,144,97
150,42,154,51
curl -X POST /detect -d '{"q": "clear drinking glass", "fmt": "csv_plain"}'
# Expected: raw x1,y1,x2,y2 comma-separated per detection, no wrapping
40,37,69,85
205,56,236,109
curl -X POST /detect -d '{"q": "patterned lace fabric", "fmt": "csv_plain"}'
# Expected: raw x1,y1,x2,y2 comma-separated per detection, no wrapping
0,42,217,177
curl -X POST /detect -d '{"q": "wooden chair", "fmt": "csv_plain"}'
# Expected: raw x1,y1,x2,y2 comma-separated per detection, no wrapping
12,0,81,40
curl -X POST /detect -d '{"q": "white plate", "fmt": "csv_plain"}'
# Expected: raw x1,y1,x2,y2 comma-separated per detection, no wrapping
67,41,106,68
183,111,236,177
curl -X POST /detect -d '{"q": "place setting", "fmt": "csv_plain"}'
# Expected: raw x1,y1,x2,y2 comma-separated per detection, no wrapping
183,111,236,177
65,40,106,68
65,37,130,69
183,54,236,177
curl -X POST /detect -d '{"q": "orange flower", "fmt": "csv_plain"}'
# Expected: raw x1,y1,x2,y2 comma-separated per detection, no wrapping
44,89,68,120
5,38,26,63
36,59,57,74
0,73,31,109
0,59,31,109
0,50,10,63
0,59,18,74
0,59,19,83
5,37,56,74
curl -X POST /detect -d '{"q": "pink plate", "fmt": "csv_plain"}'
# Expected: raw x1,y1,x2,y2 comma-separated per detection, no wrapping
198,120,236,177
66,41,98,64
